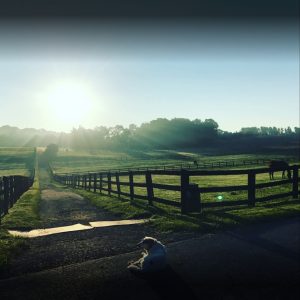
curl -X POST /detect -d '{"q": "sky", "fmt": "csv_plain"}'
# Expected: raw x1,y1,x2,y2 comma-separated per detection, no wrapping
0,2,299,133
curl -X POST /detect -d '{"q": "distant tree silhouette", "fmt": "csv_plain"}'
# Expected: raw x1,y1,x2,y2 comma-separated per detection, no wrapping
40,143,59,166
0,121,299,155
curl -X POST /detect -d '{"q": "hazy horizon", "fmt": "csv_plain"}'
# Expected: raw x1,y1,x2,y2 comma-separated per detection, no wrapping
0,115,298,135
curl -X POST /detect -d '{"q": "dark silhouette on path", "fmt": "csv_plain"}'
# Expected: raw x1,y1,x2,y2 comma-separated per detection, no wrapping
130,265,198,300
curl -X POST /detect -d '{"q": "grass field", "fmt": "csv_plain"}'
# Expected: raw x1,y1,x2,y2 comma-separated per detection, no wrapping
51,148,299,173
50,148,300,243
48,150,300,232
0,147,36,177
72,186,300,232
51,149,300,206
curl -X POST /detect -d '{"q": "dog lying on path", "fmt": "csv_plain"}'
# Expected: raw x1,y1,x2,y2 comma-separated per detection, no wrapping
127,236,167,273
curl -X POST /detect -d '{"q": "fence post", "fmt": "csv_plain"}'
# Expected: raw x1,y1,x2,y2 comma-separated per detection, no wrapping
116,172,121,198
93,174,97,193
19,176,23,198
84,175,87,190
99,173,103,193
181,170,189,214
146,171,154,206
292,165,299,199
107,172,112,196
248,171,256,207
9,176,15,208
12,176,17,205
88,174,92,191
13,176,19,200
129,171,134,201
8,176,14,208
3,177,9,215
20,176,24,197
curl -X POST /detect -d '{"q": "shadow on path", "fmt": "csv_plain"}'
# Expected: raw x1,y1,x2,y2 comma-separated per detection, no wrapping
226,231,300,262
129,265,198,300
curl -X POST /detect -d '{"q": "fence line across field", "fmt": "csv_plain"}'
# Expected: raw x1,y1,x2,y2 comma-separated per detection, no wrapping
51,164,300,214
51,157,297,176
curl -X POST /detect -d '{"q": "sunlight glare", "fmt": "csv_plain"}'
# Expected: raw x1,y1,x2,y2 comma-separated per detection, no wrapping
45,81,95,128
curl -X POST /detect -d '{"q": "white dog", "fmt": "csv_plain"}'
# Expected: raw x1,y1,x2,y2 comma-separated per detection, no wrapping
127,236,167,273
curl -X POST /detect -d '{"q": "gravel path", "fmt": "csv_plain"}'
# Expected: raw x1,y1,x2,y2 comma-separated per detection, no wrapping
39,189,118,227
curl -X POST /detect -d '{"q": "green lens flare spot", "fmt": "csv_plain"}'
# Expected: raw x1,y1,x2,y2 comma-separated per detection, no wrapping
217,195,223,201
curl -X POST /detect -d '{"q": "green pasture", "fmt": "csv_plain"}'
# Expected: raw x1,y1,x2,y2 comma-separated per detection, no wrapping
51,149,298,174
0,147,35,177
73,187,300,233
63,151,300,231
51,149,191,174
99,172,298,207
52,149,299,206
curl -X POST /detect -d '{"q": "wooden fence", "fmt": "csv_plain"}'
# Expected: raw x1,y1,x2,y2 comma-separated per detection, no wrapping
0,171,35,223
50,157,297,175
52,165,299,214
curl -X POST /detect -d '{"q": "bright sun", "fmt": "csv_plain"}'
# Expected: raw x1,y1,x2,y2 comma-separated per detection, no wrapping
45,81,94,128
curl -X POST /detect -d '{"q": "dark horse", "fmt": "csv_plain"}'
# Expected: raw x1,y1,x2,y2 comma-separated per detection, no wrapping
268,160,291,180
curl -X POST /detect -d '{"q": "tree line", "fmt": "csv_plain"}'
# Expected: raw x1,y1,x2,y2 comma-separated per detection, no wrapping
0,119,299,154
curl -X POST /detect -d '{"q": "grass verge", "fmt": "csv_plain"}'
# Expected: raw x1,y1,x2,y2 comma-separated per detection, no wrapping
0,168,41,272
71,188,300,233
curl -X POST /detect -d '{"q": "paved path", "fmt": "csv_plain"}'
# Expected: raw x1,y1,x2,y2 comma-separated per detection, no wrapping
1,217,299,300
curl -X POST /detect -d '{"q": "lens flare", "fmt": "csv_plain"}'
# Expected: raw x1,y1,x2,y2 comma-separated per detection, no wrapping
44,80,95,130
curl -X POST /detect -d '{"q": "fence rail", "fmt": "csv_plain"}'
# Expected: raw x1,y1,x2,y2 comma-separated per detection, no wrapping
0,171,35,223
51,164,300,214
51,157,298,176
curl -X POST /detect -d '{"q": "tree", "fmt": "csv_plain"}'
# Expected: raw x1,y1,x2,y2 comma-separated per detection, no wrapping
42,143,59,162
240,127,259,135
